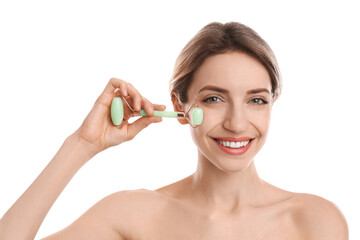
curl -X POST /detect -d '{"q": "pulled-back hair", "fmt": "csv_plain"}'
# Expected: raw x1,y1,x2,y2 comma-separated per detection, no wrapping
169,22,282,103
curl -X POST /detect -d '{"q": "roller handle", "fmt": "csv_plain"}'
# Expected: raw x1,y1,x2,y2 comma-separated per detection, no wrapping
139,110,178,118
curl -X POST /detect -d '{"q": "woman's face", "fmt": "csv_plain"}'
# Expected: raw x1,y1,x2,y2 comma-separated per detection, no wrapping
184,51,274,172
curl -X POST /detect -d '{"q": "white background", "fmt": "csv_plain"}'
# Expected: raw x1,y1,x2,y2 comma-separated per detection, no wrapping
1,0,359,238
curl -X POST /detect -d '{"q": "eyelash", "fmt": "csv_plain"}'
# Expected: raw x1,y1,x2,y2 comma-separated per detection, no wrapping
251,98,268,105
203,96,268,105
203,96,221,103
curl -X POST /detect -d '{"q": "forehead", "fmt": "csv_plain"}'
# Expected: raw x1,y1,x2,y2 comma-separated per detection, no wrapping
189,51,271,96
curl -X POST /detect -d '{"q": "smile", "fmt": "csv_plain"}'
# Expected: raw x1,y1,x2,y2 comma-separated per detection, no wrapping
216,139,250,148
212,137,254,155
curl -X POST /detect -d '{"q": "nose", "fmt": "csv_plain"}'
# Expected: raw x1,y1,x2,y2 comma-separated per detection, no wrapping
222,104,249,133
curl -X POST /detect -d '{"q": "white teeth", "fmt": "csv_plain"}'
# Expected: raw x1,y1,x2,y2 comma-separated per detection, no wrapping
217,139,250,149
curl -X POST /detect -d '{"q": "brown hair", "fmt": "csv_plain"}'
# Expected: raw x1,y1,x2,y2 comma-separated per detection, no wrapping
169,22,282,104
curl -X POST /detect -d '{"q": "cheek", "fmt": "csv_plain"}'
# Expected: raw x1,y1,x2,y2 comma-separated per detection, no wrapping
248,107,272,136
189,107,224,144
189,106,272,143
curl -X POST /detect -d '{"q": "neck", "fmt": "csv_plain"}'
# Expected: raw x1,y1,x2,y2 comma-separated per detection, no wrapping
190,151,266,214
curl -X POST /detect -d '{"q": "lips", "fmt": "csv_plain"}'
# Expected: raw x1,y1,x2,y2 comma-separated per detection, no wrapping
214,137,253,142
212,137,254,155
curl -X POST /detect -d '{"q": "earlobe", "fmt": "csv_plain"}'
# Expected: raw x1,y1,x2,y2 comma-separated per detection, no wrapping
177,118,188,125
171,92,189,125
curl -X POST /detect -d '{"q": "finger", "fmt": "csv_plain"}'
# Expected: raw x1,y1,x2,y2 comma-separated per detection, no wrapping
96,78,128,107
153,104,166,111
126,116,162,140
114,85,128,98
125,83,142,111
142,96,154,116
102,78,127,96
142,101,167,116
118,81,128,97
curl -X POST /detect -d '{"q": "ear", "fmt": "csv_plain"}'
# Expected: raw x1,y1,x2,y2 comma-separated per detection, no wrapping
171,92,188,125
271,93,279,105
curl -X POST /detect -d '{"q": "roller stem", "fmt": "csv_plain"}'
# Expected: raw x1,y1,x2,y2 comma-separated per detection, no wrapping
139,110,180,118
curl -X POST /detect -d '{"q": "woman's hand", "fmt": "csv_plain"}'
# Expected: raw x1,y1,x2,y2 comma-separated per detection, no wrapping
74,78,165,155
0,78,164,240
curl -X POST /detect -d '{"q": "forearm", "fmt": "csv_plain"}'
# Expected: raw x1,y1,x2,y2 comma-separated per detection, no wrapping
0,133,96,240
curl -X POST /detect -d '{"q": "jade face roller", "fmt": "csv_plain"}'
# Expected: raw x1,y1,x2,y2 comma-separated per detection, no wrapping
111,96,203,127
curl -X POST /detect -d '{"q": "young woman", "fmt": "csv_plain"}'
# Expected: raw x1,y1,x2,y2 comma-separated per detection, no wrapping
0,22,348,240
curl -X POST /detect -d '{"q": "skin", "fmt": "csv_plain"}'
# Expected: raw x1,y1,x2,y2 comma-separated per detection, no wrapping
0,52,348,240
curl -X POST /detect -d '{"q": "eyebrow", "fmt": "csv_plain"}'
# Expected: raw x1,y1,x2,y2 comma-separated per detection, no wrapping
247,88,271,95
198,85,229,94
198,85,270,95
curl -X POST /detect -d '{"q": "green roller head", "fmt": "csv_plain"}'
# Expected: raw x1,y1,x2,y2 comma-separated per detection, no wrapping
191,107,203,125
111,97,124,125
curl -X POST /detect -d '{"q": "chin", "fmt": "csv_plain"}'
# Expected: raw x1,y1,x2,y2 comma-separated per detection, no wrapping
198,147,255,174
211,157,254,173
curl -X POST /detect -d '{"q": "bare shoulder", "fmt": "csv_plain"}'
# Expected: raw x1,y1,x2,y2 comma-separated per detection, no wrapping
42,189,166,240
103,188,169,238
290,193,349,240
107,188,165,206
108,188,172,211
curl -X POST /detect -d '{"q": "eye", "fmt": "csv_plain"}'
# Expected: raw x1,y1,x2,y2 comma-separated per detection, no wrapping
251,98,268,105
203,96,221,103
